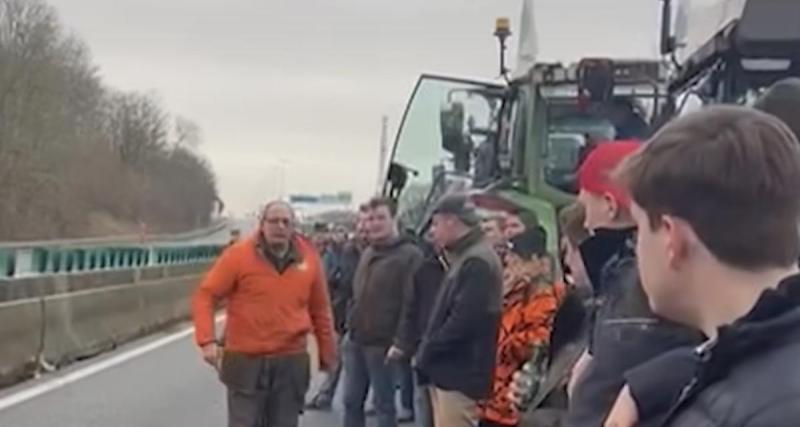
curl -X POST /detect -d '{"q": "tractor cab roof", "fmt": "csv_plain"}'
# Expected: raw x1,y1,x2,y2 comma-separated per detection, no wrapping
670,0,800,95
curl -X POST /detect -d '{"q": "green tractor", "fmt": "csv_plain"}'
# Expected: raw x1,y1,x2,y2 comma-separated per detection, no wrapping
383,0,800,258
381,0,800,419
382,16,670,261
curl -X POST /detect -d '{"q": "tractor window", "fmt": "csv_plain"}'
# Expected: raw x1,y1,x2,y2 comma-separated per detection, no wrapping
508,88,530,179
544,109,616,193
387,75,503,230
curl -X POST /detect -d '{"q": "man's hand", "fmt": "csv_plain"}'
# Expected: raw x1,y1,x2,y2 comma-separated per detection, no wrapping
320,357,337,374
508,363,535,410
385,345,405,363
604,385,639,427
200,342,220,369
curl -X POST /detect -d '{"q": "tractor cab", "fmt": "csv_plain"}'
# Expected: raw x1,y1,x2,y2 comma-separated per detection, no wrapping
522,58,670,196
383,57,669,249
382,9,670,259
663,0,800,104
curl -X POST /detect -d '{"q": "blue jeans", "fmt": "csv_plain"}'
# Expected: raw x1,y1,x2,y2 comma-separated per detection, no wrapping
395,361,414,413
343,335,397,427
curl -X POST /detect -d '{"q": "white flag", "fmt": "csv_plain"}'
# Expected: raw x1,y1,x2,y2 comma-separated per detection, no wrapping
512,0,538,80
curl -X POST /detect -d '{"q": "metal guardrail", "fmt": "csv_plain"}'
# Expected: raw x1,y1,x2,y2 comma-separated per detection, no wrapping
0,219,229,250
0,220,240,385
0,218,243,279
0,244,224,279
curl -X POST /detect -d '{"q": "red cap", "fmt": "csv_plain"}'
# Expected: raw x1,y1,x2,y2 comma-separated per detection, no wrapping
577,140,641,207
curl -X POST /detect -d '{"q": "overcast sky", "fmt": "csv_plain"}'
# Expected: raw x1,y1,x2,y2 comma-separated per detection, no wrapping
48,0,661,216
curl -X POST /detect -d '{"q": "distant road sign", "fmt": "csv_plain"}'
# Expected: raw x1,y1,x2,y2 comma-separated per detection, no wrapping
289,192,352,205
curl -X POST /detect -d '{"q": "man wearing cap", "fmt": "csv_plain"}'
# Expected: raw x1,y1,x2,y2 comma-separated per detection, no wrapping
564,142,700,427
416,193,503,427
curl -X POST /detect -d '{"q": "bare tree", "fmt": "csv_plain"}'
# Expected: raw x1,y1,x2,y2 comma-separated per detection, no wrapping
105,92,169,167
174,115,202,149
0,0,219,240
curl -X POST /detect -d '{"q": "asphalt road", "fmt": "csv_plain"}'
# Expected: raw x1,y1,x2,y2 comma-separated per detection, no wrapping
0,325,342,427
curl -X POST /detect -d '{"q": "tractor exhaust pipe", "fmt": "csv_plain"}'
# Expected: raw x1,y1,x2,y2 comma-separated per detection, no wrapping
661,0,675,55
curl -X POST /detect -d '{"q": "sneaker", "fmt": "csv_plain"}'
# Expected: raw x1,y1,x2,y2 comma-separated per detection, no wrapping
397,408,415,423
304,396,332,411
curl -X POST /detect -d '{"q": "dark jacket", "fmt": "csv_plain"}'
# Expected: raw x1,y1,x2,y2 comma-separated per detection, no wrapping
662,273,800,427
624,347,696,427
347,237,422,348
396,242,447,355
566,228,702,427
415,229,503,400
328,244,361,334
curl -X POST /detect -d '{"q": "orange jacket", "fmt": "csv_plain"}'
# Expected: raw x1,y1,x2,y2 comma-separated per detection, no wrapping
480,281,561,426
191,234,336,370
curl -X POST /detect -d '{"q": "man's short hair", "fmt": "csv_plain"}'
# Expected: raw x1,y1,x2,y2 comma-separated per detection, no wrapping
367,196,397,217
559,203,590,248
615,106,800,269
261,200,296,223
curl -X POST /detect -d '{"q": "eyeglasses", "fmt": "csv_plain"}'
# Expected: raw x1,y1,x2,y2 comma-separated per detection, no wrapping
265,217,292,227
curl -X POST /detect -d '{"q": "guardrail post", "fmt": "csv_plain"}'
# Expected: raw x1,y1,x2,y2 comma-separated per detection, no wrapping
87,250,97,271
51,251,62,274
144,247,153,266
0,250,13,279
14,248,35,278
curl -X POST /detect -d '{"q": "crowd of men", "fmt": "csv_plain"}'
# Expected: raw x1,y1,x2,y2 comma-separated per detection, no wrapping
191,78,800,427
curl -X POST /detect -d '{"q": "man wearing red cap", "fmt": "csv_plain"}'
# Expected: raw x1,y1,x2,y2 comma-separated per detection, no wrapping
564,142,701,427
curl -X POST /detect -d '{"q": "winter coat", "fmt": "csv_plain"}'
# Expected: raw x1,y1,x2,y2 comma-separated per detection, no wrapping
415,229,503,400
566,228,702,427
662,273,800,427
347,237,422,348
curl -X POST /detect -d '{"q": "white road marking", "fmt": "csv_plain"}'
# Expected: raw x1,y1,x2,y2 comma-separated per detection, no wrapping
0,315,223,412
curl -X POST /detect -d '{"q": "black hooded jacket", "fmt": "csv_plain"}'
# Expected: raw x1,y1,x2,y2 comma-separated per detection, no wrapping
328,243,361,334
662,273,800,427
567,228,702,427
396,240,447,355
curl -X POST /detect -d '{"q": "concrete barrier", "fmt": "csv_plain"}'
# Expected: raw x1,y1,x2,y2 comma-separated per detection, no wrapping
41,284,148,366
0,264,207,385
0,277,52,302
40,274,202,367
140,266,166,282
0,266,202,303
165,263,210,278
0,298,42,386
139,277,197,330
65,270,135,292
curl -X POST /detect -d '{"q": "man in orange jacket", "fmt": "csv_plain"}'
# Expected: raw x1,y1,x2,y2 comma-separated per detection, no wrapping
192,200,336,427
